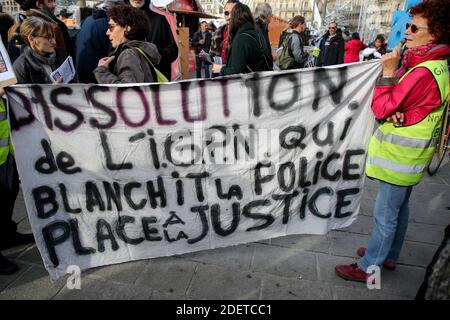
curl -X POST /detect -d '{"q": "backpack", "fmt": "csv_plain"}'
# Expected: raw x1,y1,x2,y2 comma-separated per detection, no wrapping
278,33,309,70
134,47,169,83
240,32,273,72
277,35,295,70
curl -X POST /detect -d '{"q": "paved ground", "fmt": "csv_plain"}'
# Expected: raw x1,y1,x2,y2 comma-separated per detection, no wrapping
1,162,449,300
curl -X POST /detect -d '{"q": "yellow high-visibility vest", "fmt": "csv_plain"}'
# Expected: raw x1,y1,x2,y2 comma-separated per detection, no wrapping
0,98,13,166
366,59,449,186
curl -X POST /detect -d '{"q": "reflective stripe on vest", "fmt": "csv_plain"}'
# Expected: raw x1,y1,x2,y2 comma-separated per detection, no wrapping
367,156,427,174
373,129,439,149
0,137,9,147
366,59,449,186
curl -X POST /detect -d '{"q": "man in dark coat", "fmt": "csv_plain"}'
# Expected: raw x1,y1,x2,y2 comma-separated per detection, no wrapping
317,21,345,66
253,2,273,61
127,0,178,80
75,0,124,83
192,21,212,78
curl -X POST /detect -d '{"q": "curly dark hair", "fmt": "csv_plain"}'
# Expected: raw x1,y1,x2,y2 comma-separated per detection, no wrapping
107,5,150,41
409,0,450,44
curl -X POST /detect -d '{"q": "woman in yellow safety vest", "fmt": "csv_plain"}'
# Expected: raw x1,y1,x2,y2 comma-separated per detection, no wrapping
0,88,35,275
335,0,450,282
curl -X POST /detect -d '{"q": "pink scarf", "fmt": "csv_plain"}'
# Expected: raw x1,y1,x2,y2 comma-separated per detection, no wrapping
395,42,449,78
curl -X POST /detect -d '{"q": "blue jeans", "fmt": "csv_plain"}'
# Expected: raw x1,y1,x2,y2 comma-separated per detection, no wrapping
358,180,413,272
196,56,210,78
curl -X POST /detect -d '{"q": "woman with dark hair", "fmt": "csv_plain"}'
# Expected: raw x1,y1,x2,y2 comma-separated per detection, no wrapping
344,31,367,63
363,34,387,61
12,16,67,84
212,2,272,76
336,0,450,283
93,4,161,84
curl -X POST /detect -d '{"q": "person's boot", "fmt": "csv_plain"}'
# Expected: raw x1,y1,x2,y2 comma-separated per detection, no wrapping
0,253,19,275
0,232,35,250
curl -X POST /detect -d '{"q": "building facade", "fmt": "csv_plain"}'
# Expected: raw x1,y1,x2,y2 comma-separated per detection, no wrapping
198,0,319,24
2,0,21,14
362,0,404,41
324,0,404,40
271,0,314,21
197,0,222,16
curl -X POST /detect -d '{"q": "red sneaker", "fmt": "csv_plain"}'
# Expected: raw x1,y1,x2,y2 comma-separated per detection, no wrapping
357,247,396,270
335,263,368,282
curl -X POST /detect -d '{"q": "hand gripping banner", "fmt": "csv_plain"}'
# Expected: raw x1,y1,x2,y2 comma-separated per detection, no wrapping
6,61,381,279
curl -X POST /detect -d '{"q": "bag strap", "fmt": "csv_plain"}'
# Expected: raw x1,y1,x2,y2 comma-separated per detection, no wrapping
240,32,272,72
133,47,168,82
283,34,293,54
241,32,268,56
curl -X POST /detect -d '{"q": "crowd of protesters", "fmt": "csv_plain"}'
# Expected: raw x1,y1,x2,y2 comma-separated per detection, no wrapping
0,0,449,300
2,0,391,83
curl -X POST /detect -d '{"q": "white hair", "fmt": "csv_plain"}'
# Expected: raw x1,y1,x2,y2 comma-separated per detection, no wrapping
253,3,272,20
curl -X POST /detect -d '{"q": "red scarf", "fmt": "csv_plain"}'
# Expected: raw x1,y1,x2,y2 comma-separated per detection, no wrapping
395,42,450,78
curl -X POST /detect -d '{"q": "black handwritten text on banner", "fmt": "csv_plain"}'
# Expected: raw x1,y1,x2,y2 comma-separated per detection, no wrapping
6,61,381,279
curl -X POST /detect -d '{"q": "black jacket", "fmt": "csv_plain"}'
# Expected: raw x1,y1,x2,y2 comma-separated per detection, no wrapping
255,18,272,59
255,18,273,67
220,22,272,76
13,47,67,84
317,32,345,66
75,9,109,83
126,0,178,80
192,30,212,54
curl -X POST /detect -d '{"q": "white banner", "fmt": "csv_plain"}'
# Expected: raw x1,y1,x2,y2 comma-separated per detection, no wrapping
6,61,381,279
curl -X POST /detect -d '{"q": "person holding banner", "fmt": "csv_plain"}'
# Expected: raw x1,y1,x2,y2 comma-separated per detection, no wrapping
0,90,34,275
335,0,450,283
12,17,67,84
93,4,161,84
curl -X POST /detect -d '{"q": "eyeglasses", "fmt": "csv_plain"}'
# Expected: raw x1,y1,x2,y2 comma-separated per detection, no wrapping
108,23,117,31
329,27,337,30
406,23,428,33
34,34,55,40
224,11,230,16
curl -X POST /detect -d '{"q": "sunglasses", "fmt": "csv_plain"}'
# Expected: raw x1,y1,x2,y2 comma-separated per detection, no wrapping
224,11,230,16
406,23,428,33
328,27,336,30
